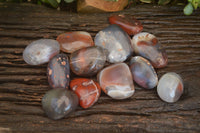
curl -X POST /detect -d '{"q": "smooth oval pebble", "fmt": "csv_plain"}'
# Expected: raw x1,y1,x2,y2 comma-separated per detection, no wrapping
70,46,107,76
42,89,78,120
70,78,101,109
98,63,135,100
95,24,132,63
129,56,158,89
57,31,94,53
47,53,70,89
132,32,168,68
157,72,184,103
23,39,60,65
109,14,143,35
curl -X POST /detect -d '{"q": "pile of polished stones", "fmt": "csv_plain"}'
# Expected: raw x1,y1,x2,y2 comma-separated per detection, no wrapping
23,15,184,120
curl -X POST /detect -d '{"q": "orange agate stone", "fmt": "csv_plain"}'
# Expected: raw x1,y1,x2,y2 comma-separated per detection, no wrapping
70,78,101,109
57,31,94,53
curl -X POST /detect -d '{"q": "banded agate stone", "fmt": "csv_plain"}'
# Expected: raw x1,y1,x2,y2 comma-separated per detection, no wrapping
157,72,184,103
98,63,135,99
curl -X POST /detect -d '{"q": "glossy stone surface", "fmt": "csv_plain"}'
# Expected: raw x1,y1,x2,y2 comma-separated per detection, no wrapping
42,89,78,120
129,56,158,89
56,31,94,53
131,32,168,68
109,14,143,35
157,72,184,103
70,46,106,76
95,24,132,63
23,39,60,65
70,78,101,109
98,63,135,99
47,54,70,89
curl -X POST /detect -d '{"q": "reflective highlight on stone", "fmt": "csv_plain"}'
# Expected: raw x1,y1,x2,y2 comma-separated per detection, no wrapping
95,24,132,63
42,89,78,120
57,31,94,53
70,46,106,76
109,14,143,35
70,78,101,109
129,56,158,89
131,32,168,68
23,39,60,65
98,63,135,99
157,72,184,103
47,54,70,89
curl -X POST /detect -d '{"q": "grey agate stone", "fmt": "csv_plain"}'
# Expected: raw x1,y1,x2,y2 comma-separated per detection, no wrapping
42,89,78,120
95,24,132,63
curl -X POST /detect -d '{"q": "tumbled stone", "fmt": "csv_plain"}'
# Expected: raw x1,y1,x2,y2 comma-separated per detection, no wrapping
23,39,60,65
70,46,106,76
95,24,132,63
131,32,168,68
70,78,101,109
42,89,78,120
56,31,94,53
47,54,70,89
129,56,158,89
157,72,184,103
98,63,135,99
109,14,143,35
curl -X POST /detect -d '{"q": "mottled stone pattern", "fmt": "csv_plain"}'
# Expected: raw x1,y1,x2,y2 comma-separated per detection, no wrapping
109,14,143,35
42,89,79,120
98,63,135,99
70,46,107,76
47,54,70,89
129,56,158,89
70,78,101,109
131,32,168,68
157,72,184,103
95,24,132,63
57,31,94,53
23,39,60,65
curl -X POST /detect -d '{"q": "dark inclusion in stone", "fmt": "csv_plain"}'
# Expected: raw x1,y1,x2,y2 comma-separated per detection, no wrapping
47,54,70,89
42,89,78,120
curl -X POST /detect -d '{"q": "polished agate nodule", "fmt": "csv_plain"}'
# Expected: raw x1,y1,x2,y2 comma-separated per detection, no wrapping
70,46,106,76
98,63,135,99
56,31,94,53
109,14,143,35
95,24,132,63
129,56,158,89
47,54,70,89
42,89,78,120
23,39,60,65
131,32,168,68
157,72,184,103
70,78,101,109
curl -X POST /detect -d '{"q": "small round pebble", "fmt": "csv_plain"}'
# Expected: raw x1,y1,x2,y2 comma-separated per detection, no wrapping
157,72,184,103
42,89,78,120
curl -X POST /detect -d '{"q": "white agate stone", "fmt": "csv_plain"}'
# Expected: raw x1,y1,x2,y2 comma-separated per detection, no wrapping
98,63,135,99
157,72,184,103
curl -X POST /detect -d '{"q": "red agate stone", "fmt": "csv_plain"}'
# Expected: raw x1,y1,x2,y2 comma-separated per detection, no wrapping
56,31,94,53
109,14,143,35
70,78,101,109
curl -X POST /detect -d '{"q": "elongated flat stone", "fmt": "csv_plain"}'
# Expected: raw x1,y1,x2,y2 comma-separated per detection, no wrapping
57,31,94,53
42,89,78,120
129,56,158,89
70,78,101,109
131,32,168,68
23,39,60,65
70,46,107,76
157,72,184,103
95,24,132,63
47,54,70,89
109,14,143,35
98,63,135,99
